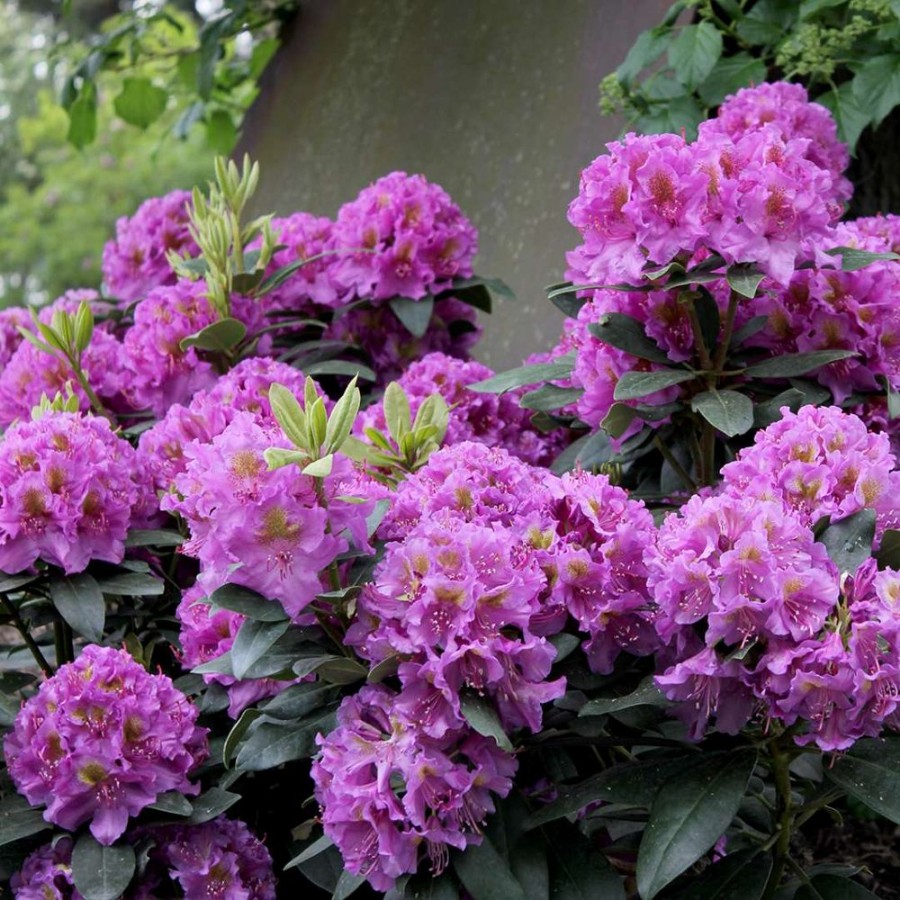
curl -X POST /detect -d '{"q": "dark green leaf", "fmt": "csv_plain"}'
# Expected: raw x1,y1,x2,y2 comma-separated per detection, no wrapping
735,0,796,44
796,875,880,899
231,619,290,680
460,693,513,751
113,77,167,129
206,109,237,154
818,508,877,574
147,791,193,817
668,22,723,88
545,826,624,900
852,55,900,127
470,360,575,394
726,264,765,299
71,835,136,900
588,313,673,364
98,571,163,597
0,794,51,848
259,681,341,720
745,347,853,380
680,848,771,900
50,573,105,643
523,754,701,830
209,584,287,622
876,529,900,569
579,677,667,717
0,572,40,593
333,870,366,900
636,749,757,899
601,403,638,439
390,296,435,338
697,53,768,107
691,390,754,437
223,707,263,767
614,369,695,401
316,657,369,685
286,834,334,870
235,707,337,770
304,360,376,381
454,833,527,900
180,317,247,353
827,735,900,823
187,787,240,824
694,289,721,359
730,315,769,349
825,245,900,271
518,385,582,411
124,529,185,548
549,290,588,317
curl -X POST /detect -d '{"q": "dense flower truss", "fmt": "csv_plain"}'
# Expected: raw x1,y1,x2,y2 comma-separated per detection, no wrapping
4,646,208,845
721,405,900,536
138,356,308,494
324,297,482,385
164,412,372,620
312,684,516,891
0,411,147,574
101,189,198,304
331,171,478,302
134,816,277,899
11,836,81,899
358,351,561,465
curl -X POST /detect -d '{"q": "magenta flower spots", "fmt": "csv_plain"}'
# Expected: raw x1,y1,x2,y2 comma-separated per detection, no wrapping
4,645,208,845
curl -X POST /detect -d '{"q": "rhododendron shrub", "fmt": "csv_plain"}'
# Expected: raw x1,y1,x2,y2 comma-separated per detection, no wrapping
2,84,900,900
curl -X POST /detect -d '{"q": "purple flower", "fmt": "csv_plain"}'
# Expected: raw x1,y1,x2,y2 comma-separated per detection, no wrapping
11,836,81,899
331,172,478,302
101,190,198,305
0,411,149,574
4,645,208,845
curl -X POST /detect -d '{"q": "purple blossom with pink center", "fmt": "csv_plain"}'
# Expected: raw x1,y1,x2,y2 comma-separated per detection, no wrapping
163,412,372,620
132,815,277,899
698,82,852,206
4,645,208,845
176,581,297,718
358,351,562,465
721,405,900,538
0,411,148,574
312,684,516,892
137,357,308,495
10,836,81,899
331,171,478,302
324,296,481,385
101,189,198,305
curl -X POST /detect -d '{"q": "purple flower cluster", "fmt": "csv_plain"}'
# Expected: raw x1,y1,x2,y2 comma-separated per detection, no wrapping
10,836,81,900
0,306,32,369
4,646,208,845
720,405,900,537
0,411,147,574
312,684,516,891
358,351,561,465
101,189,197,304
567,83,846,289
331,171,478,302
163,411,370,620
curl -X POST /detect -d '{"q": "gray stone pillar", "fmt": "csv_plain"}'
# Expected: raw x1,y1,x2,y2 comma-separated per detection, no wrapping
240,0,671,369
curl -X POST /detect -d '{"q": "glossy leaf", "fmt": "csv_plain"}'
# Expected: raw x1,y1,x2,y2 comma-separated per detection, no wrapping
817,508,876,574
614,369,695,401
636,749,757,899
690,390,754,437
50,573,105,643
258,681,341,720
235,706,337,770
579,677,667,717
147,791,193,817
304,359,377,381
827,735,900,824
71,835,136,900
124,529,185,548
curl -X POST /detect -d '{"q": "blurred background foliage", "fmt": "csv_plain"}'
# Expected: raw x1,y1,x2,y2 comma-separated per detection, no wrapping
0,0,293,308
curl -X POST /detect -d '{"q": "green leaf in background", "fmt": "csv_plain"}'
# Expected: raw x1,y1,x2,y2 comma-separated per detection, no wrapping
113,77,168,129
677,848,771,900
71,834,136,900
817,508,877,574
390,295,435,338
668,23,723,88
0,793,51,848
206,108,238,154
796,875,880,900
470,359,575,394
852,55,900,127
876,528,900,569
67,82,98,149
579,677,667,717
518,385,583,411
697,53,768,107
825,245,900,271
616,27,669,83
636,749,757,899
819,82,871,153
98,571,164,597
690,390,754,437
545,826,624,900
550,429,614,474
827,735,900,824
453,833,528,900
614,369,695,402
50,572,105,643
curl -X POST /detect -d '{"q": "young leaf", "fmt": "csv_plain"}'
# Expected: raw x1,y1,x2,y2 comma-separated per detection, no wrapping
50,573,105,643
636,749,757,899
383,382,412,444
302,454,334,478
269,383,308,450
71,834,136,900
613,369,695,402
390,296,435,338
690,390,754,437
324,376,360,453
